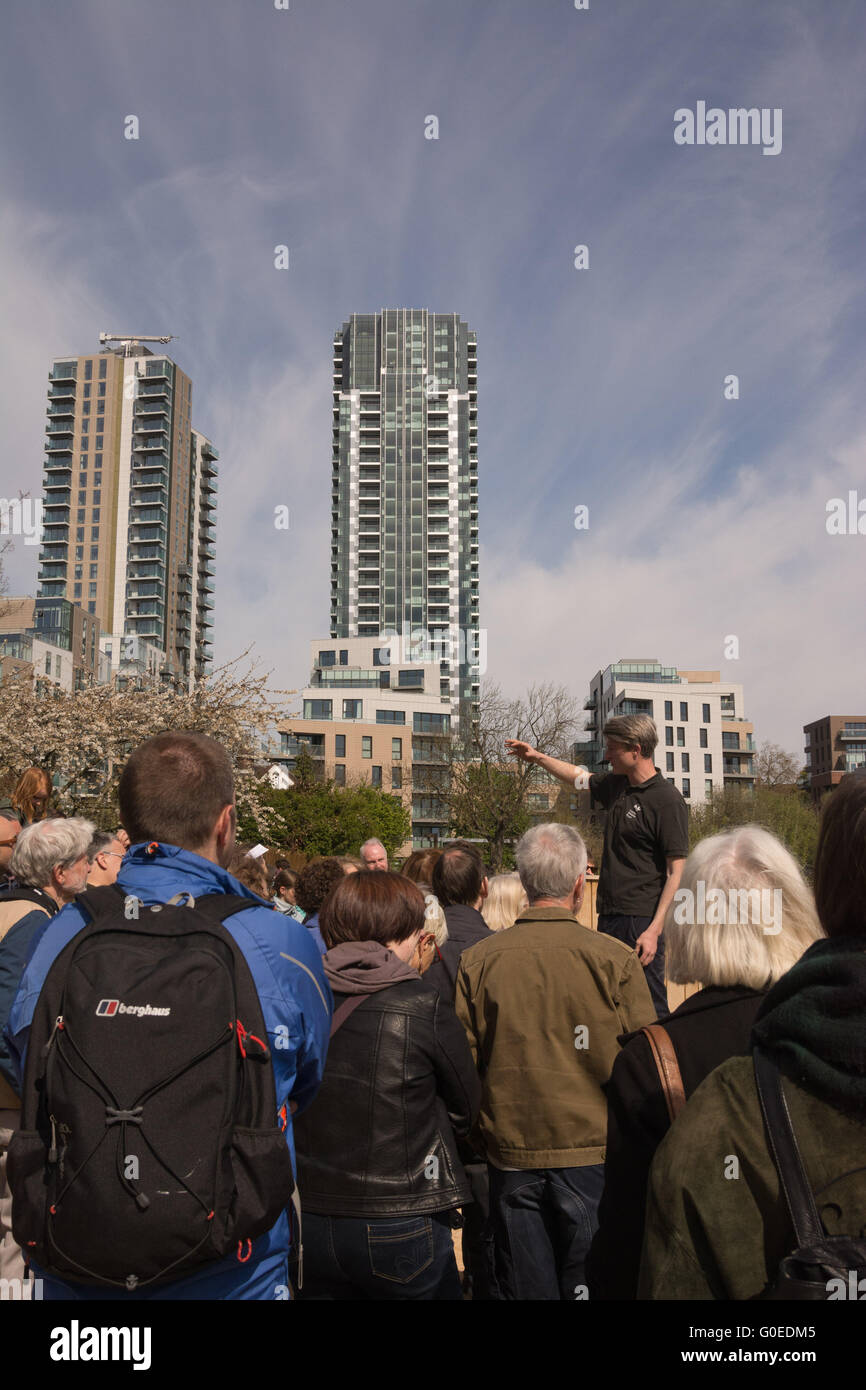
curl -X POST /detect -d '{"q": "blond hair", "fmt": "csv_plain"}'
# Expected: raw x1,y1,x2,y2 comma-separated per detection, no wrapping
665,825,823,989
482,872,529,932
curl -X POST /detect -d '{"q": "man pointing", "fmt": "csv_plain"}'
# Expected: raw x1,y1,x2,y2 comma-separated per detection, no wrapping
506,714,687,1019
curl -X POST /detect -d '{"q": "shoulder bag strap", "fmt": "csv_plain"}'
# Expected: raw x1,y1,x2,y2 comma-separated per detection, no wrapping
753,1046,825,1248
330,993,367,1038
642,1023,687,1124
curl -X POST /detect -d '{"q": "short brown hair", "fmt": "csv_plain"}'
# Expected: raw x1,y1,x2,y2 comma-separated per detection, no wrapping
603,714,657,758
118,732,234,850
401,848,442,884
295,857,346,916
432,841,485,907
228,847,270,900
813,773,866,938
319,870,425,948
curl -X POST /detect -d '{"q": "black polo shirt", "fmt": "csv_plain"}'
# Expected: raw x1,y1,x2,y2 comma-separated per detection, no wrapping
587,770,689,917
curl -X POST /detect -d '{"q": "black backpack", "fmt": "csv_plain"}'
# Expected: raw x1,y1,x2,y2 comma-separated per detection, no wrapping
8,884,295,1292
752,1047,866,1300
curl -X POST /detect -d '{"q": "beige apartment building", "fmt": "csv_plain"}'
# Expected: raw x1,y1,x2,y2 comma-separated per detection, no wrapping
578,659,755,806
39,339,216,688
278,636,453,854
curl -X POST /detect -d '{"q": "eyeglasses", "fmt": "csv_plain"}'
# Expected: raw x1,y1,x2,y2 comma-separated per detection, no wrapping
0,837,18,848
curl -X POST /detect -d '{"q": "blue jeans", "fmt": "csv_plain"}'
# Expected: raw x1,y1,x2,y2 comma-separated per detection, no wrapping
299,1212,463,1301
488,1163,605,1300
598,913,670,1020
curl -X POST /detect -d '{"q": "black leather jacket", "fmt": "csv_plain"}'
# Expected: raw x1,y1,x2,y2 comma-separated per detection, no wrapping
294,977,481,1216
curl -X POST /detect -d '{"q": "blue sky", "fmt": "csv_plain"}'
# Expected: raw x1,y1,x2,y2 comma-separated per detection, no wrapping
2,0,865,758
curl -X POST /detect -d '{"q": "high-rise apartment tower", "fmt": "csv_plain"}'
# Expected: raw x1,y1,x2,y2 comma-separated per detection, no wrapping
330,310,479,721
38,341,216,686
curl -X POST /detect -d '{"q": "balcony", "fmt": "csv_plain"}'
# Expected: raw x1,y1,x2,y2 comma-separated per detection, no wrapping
137,382,169,398
48,368,77,384
133,435,168,453
46,439,74,454
46,402,76,418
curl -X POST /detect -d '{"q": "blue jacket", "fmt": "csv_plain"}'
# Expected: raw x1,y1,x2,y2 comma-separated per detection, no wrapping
4,842,332,1301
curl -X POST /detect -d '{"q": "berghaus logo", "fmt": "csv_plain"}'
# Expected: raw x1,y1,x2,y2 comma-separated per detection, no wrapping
96,999,170,1018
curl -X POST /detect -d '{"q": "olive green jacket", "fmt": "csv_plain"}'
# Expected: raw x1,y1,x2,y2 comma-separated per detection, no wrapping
455,906,656,1168
639,1055,866,1300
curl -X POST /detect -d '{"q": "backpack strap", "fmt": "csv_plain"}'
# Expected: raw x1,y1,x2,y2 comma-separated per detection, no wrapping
74,883,126,922
0,885,59,917
641,1023,686,1124
753,1047,825,1249
73,886,256,926
193,893,264,923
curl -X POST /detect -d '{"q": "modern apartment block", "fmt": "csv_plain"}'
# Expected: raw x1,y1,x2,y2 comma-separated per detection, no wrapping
330,310,480,726
278,637,453,851
0,595,107,692
577,659,755,805
38,340,217,688
803,715,866,797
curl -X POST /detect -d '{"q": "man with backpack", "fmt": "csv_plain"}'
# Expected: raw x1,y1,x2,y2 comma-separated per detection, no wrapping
4,731,332,1300
0,816,93,1293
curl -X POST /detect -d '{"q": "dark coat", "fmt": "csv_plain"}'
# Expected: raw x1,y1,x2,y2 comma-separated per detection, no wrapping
424,902,491,1002
586,984,765,1300
294,976,481,1216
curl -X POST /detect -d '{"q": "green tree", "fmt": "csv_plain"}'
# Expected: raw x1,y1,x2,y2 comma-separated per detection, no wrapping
238,780,410,861
688,785,820,879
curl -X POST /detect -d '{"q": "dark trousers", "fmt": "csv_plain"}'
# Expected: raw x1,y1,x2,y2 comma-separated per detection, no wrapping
598,912,670,1020
298,1211,463,1301
488,1163,605,1300
460,1161,495,1300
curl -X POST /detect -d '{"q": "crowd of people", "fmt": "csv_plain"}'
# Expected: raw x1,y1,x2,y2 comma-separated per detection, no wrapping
0,713,863,1302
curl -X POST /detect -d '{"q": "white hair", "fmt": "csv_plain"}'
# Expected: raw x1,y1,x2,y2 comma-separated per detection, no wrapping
515,823,587,903
11,817,95,889
665,825,823,989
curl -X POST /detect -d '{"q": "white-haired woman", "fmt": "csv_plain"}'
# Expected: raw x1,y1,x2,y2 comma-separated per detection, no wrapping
586,825,823,1300
481,872,527,933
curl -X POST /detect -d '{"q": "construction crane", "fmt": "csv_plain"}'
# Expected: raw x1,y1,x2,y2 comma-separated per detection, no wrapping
99,332,176,357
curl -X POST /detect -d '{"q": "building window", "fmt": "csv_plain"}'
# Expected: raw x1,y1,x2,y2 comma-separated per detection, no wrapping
379,671,390,689
664,700,673,720
376,709,405,724
665,726,673,746
666,752,674,772
343,699,362,719
699,727,708,748
339,650,348,665
413,712,450,734
705,778,713,796
319,650,336,666
334,764,346,787
371,766,382,788
98,358,107,379
704,754,712,773
391,767,402,789
676,727,685,746
303,699,332,720
45,653,52,674
682,778,690,799
702,703,711,723
681,753,690,772
74,583,81,598
680,702,688,721
84,360,93,380
362,737,372,759
335,734,346,758
392,737,402,760
88,583,97,597
398,670,424,689
373,647,390,666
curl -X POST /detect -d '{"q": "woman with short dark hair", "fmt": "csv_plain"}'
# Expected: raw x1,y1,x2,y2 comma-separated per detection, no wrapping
294,870,481,1300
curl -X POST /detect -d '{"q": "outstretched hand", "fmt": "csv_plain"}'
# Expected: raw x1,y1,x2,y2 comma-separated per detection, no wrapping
505,739,537,762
